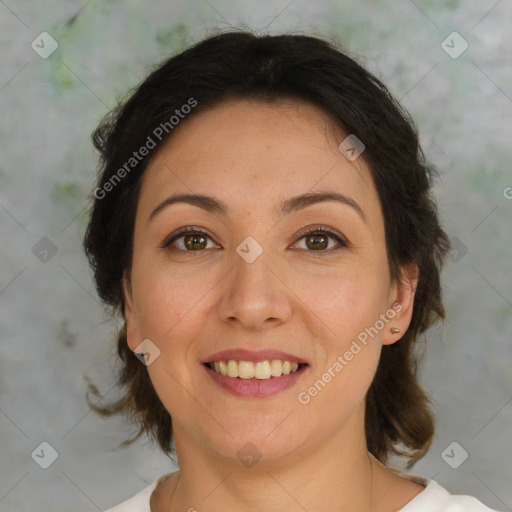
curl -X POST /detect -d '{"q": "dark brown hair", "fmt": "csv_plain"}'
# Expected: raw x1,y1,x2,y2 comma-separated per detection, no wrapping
83,29,451,468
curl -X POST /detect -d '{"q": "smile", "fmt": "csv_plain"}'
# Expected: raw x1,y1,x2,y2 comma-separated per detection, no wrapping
202,360,309,398
205,359,307,380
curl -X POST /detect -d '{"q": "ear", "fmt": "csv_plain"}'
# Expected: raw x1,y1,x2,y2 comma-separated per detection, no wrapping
122,273,142,352
382,262,419,346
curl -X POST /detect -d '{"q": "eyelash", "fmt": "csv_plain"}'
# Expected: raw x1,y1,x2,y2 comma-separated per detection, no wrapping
160,225,348,255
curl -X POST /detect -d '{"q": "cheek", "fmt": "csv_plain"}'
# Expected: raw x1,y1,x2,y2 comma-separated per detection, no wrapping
292,266,388,395
132,259,218,340
132,265,215,417
300,344,381,423
299,302,384,417
289,262,387,335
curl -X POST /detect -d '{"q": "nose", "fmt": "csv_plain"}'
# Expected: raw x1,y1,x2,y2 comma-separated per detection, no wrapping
216,246,293,331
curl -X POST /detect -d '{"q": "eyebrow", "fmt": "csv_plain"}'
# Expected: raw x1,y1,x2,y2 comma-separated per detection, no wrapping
148,190,366,223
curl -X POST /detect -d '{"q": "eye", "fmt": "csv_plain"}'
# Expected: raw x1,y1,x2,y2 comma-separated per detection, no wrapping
160,226,220,252
292,226,348,253
160,225,348,254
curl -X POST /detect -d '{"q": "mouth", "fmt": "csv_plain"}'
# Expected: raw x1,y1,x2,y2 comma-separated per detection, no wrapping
203,360,309,380
202,359,309,398
201,349,310,397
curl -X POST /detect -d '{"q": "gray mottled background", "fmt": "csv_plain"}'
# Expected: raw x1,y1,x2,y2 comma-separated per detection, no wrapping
0,1,511,511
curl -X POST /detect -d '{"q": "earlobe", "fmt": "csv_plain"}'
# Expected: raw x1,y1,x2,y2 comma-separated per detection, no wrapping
383,262,419,345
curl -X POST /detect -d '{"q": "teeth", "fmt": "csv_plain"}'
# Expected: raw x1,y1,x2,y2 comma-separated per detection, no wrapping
208,359,302,380
227,360,239,378
238,361,254,379
270,360,282,377
255,361,271,379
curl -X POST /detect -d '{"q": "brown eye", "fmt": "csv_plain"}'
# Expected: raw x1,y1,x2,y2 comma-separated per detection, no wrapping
161,226,347,255
293,227,347,253
182,233,208,251
161,228,218,252
305,233,329,251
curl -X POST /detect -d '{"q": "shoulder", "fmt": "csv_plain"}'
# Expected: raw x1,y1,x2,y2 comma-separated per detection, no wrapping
104,471,178,512
398,478,503,512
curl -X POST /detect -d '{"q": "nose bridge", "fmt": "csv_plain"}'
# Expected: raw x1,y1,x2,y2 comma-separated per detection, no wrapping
216,236,292,329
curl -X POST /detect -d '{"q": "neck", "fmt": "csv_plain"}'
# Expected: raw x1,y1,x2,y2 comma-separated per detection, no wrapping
163,417,378,512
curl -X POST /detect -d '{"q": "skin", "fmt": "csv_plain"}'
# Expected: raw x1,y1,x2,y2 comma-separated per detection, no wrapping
123,98,423,512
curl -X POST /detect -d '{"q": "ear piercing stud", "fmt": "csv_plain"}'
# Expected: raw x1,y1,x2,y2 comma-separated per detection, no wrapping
390,327,400,334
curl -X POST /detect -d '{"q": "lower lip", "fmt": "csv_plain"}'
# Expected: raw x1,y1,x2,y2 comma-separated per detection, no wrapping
203,364,308,398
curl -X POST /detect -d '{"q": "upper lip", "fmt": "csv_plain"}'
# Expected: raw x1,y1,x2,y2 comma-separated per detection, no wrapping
202,349,308,365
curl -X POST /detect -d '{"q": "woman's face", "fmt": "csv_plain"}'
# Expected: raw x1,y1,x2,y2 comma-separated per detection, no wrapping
123,98,417,465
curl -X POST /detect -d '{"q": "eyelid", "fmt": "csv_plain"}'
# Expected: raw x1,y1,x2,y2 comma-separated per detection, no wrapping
159,225,218,250
291,225,349,252
160,224,349,252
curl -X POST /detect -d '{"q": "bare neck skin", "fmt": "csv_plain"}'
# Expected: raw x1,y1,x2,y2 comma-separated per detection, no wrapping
150,404,424,512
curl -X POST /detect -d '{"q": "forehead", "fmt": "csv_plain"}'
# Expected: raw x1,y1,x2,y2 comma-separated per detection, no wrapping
138,98,379,222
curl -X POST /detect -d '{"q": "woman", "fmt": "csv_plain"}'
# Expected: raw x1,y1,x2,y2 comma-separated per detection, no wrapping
83,31,501,511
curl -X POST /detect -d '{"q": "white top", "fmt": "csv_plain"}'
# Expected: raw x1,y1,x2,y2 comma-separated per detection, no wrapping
104,469,502,512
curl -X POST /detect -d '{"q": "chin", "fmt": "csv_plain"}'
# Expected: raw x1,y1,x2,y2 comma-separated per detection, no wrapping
202,419,309,467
